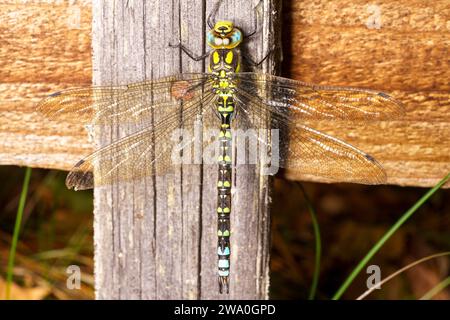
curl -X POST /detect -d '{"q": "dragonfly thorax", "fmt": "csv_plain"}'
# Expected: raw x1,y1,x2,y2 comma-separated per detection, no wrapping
208,49,241,74
207,21,242,88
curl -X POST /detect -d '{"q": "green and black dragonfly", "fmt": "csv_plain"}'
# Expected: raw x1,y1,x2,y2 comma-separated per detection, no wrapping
37,11,403,294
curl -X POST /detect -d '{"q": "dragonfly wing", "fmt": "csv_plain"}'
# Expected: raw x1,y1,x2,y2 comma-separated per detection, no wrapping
281,124,387,184
37,73,212,126
66,91,217,190
234,72,403,121
234,92,387,184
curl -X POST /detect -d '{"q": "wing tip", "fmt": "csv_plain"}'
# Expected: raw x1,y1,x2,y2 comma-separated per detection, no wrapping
75,159,85,166
377,91,406,117
377,92,390,99
66,162,94,190
363,153,388,184
364,154,376,162
36,91,63,115
49,91,62,98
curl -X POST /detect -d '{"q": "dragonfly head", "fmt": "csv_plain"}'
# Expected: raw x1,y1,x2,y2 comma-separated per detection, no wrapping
207,20,242,49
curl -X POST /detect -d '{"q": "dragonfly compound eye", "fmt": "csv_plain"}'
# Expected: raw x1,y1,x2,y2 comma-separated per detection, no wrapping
207,32,242,50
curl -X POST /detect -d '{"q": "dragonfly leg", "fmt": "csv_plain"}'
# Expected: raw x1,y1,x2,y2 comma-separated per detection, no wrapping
168,41,210,61
242,43,275,67
207,0,224,29
244,0,263,38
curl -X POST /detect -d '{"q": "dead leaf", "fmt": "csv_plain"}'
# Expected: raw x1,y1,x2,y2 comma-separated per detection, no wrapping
0,277,50,300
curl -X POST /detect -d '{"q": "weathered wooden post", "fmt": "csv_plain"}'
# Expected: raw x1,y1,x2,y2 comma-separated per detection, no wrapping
92,0,280,299
3,0,447,301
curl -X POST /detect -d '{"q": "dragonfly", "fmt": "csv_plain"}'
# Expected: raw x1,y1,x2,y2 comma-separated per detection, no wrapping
37,13,403,294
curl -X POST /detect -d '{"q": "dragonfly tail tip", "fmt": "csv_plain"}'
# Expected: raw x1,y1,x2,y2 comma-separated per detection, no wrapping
218,276,229,294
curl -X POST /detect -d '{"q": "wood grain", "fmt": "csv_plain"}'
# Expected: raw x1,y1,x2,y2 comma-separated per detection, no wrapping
0,0,448,187
0,0,92,171
91,0,278,299
282,0,450,186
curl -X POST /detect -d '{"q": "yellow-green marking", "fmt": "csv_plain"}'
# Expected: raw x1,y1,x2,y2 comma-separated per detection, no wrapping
206,20,242,294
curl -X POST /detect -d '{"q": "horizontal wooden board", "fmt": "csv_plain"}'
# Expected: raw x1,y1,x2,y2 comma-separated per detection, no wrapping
283,0,450,186
0,1,92,171
0,0,449,187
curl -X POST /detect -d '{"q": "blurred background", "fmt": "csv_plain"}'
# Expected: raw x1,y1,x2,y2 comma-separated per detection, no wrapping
0,166,449,299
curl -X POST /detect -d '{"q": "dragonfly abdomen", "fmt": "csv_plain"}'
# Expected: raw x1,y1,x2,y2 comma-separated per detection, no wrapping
217,126,232,294
207,21,243,293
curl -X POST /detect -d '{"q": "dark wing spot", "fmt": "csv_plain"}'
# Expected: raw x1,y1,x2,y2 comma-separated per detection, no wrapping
365,154,376,162
49,91,62,97
377,92,390,99
66,171,94,190
66,159,93,190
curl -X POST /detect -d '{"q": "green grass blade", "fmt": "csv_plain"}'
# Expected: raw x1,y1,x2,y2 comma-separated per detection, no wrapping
420,276,450,300
332,172,450,300
297,183,322,300
5,167,32,300
357,251,450,300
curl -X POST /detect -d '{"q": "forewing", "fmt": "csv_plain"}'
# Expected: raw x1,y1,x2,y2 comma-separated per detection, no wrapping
234,72,403,121
37,73,212,125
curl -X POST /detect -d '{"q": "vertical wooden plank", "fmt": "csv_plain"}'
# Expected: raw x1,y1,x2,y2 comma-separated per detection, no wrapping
92,0,280,299
200,0,280,299
178,0,205,300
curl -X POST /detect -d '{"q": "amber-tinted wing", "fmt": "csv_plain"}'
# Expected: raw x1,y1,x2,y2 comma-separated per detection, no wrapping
37,73,212,125
234,72,404,121
65,93,216,190
233,73,403,184
283,124,387,184
37,73,216,190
